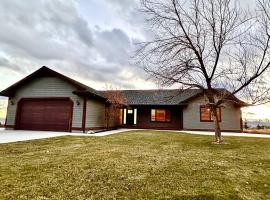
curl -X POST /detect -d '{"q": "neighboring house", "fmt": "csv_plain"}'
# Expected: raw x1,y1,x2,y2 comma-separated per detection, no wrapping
0,66,247,132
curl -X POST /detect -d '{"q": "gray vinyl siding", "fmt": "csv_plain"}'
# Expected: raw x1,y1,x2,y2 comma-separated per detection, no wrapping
183,96,242,131
85,101,121,129
85,99,106,128
5,76,84,128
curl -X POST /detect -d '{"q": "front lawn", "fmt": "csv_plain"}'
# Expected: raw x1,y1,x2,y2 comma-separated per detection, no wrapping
0,131,269,200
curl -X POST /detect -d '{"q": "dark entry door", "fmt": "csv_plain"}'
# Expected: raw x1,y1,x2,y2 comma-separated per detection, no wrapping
16,98,73,132
126,109,134,125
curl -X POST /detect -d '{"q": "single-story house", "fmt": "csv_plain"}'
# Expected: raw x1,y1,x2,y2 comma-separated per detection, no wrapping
0,66,247,132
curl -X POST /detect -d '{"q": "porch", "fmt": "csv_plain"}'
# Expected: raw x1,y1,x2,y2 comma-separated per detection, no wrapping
121,105,183,130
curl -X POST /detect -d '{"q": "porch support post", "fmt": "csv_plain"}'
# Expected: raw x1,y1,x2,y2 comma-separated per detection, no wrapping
82,97,87,133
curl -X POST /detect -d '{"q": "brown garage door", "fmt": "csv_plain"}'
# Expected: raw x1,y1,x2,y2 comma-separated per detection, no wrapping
16,98,73,132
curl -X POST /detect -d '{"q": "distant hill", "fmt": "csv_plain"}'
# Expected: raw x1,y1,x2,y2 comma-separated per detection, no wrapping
246,121,270,128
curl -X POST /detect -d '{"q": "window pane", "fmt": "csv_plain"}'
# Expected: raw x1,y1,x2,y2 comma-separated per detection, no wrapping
123,109,127,124
128,109,133,114
201,106,211,121
156,109,166,122
151,109,156,121
151,109,171,122
134,109,137,125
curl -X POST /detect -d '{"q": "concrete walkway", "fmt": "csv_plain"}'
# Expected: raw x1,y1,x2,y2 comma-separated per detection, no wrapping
0,130,70,144
90,128,270,138
69,129,132,137
178,130,270,138
0,129,132,144
0,128,269,144
132,129,270,138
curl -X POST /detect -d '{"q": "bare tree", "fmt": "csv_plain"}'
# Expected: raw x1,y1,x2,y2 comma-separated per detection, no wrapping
136,0,270,143
104,86,128,130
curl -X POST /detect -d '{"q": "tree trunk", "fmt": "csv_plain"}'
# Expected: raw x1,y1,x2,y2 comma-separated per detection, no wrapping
212,106,222,143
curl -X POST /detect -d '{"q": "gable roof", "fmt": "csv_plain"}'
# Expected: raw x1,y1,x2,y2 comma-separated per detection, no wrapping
0,66,106,100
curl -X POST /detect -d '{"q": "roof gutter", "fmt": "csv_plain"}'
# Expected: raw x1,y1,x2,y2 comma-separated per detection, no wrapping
73,90,107,102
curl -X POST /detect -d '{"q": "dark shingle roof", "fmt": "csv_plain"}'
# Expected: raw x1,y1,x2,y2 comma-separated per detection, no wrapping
105,89,248,106
0,66,247,106
119,89,202,105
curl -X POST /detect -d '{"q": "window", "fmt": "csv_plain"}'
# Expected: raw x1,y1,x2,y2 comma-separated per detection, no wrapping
151,109,171,122
123,108,127,124
134,108,137,125
200,106,221,122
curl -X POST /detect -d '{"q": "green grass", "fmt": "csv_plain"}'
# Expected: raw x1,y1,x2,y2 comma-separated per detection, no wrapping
0,131,269,200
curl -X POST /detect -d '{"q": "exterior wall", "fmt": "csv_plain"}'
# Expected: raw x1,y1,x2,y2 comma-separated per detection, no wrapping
5,76,84,129
108,107,122,128
123,106,183,130
85,99,106,129
183,96,242,131
85,102,122,130
105,106,120,128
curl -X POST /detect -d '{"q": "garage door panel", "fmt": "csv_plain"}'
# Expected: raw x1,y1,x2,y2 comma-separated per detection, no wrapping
16,98,73,132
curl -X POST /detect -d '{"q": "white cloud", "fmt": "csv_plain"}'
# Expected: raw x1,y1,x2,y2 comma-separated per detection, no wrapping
242,105,270,121
0,0,153,93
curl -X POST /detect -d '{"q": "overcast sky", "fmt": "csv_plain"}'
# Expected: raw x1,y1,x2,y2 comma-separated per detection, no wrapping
0,0,157,93
0,0,255,91
1,0,269,122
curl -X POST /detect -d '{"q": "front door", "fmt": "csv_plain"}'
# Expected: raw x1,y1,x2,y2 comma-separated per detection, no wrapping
126,109,134,125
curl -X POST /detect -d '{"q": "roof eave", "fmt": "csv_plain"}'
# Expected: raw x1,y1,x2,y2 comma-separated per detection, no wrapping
126,104,186,106
0,91,14,97
234,102,250,107
73,90,107,102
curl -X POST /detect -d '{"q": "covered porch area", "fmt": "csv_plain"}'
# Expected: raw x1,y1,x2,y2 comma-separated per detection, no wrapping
121,105,183,130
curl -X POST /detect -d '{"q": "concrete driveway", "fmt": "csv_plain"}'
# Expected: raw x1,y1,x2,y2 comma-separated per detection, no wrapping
0,130,71,144
0,129,132,144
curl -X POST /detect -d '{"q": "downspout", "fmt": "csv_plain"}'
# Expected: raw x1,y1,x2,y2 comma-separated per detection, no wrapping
4,98,9,128
82,97,87,133
240,109,243,132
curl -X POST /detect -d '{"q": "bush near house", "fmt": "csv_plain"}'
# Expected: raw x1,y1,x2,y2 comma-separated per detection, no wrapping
244,128,270,135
